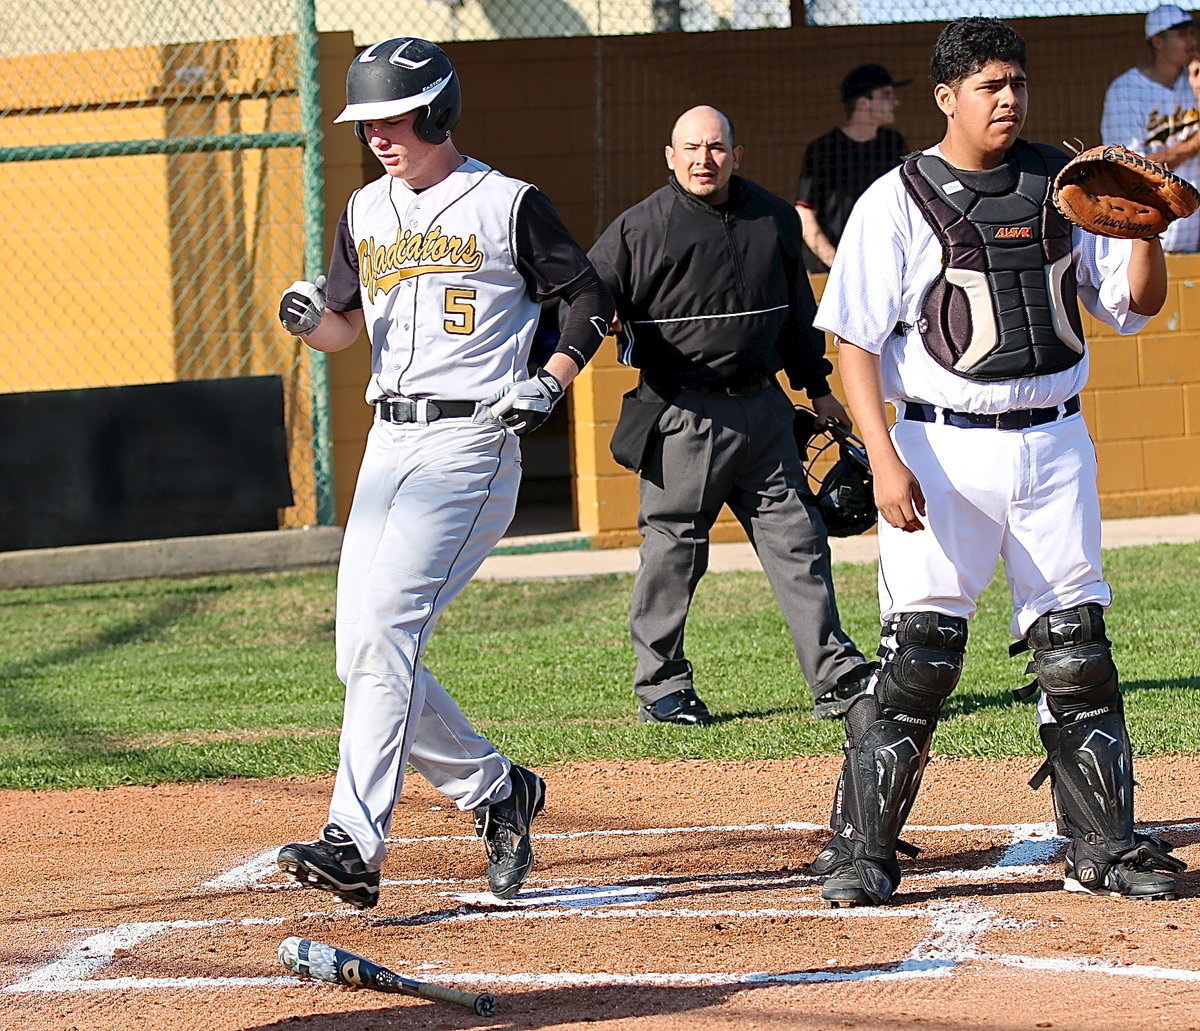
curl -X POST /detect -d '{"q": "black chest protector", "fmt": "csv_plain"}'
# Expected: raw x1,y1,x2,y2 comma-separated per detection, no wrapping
899,141,1086,382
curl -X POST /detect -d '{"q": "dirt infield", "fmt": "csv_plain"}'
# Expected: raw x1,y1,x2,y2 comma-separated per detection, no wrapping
2,756,1198,1031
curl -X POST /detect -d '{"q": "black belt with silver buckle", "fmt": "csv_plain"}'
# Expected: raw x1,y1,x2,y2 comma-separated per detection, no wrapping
376,399,477,423
901,394,1081,431
683,376,771,397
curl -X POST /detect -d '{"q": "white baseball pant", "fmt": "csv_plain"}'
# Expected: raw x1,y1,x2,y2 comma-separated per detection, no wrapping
329,414,520,869
878,412,1110,637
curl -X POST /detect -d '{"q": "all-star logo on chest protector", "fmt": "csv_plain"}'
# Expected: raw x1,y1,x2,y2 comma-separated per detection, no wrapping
899,141,1087,382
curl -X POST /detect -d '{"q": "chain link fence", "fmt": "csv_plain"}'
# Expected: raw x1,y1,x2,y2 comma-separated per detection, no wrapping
0,1,329,528
0,0,1176,538
303,0,1150,40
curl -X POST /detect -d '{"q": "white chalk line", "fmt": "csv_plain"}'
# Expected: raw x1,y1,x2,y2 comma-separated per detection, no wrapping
18,976,297,993
202,848,279,890
386,819,1069,846
13,820,1199,996
385,905,935,926
983,952,1200,982
433,960,959,988
4,918,287,994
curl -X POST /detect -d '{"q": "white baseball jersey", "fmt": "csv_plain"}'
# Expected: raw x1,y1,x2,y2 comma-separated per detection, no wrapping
313,150,609,871
1101,66,1200,252
814,145,1150,412
815,145,1150,644
336,157,542,403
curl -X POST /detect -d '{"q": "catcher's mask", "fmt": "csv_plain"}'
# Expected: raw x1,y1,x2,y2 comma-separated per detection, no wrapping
793,406,877,538
336,37,461,147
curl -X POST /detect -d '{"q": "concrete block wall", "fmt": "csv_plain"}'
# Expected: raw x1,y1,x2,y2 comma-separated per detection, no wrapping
321,16,1200,531
1085,252,1200,516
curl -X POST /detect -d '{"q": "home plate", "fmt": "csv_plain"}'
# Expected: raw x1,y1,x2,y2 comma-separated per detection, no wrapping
451,883,661,908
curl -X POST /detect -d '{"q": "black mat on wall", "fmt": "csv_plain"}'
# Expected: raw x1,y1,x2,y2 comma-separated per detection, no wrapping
0,376,294,552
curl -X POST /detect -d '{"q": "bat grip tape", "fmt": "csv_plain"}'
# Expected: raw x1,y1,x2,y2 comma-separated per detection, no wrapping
417,981,496,1016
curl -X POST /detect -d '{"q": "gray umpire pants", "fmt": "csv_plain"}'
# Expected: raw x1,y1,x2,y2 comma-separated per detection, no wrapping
630,383,865,707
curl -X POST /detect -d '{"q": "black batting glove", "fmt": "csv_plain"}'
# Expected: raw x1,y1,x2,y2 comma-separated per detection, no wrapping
279,276,327,336
478,368,564,435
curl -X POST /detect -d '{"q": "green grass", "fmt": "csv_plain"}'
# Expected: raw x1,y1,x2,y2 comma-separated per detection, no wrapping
0,542,1197,789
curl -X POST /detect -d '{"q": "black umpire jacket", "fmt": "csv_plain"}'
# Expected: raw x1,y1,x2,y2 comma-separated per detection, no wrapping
587,174,833,398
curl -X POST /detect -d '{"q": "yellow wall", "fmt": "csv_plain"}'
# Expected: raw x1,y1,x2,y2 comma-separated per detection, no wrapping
5,21,1198,535
0,36,327,528
0,111,178,392
573,258,1200,547
1086,253,1200,516
320,33,378,525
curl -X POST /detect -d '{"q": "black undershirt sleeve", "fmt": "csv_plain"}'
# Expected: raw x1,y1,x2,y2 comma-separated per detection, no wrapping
515,189,615,371
324,207,362,312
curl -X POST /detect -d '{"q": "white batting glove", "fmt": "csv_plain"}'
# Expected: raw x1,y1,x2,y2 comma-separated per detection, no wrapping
479,368,564,435
279,275,327,336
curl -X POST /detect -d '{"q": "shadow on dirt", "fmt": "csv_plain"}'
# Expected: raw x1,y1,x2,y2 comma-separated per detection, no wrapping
240,975,978,1031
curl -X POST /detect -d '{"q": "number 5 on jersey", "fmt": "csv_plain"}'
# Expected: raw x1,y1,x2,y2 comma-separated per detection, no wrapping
444,287,477,335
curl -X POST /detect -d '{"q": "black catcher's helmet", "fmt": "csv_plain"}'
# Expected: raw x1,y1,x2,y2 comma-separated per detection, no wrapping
335,37,461,147
793,406,877,537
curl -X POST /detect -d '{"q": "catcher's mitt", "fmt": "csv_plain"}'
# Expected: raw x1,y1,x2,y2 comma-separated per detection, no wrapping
1052,144,1200,240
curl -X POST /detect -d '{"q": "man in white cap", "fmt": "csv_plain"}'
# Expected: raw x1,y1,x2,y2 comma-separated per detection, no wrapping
1101,4,1200,250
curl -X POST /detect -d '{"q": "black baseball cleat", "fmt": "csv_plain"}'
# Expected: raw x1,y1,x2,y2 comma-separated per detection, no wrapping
1062,837,1186,900
474,765,546,899
637,688,714,726
812,663,877,720
277,823,380,910
819,855,901,908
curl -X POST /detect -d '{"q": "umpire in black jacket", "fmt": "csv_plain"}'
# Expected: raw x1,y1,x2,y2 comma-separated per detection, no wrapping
588,105,874,726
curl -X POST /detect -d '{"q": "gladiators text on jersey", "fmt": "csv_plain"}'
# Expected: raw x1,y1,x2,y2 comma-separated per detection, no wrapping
358,225,484,301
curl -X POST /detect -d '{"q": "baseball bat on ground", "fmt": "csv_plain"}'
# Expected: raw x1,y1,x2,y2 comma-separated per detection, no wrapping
278,936,497,1017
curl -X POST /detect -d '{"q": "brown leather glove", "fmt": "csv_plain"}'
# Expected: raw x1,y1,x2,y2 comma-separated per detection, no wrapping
1053,144,1200,239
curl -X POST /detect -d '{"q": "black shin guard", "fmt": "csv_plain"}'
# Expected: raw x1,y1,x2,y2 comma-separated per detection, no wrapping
1026,606,1184,898
1038,709,1133,849
1040,717,1184,896
814,612,967,906
816,695,934,905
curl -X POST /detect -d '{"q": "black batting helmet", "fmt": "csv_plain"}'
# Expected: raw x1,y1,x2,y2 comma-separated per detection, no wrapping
335,37,461,147
793,407,877,538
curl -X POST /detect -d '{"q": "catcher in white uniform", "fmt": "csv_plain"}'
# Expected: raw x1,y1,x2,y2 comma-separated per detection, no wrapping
274,37,613,908
810,16,1185,907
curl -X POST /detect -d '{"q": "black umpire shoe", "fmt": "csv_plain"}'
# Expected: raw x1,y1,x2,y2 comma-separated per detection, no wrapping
637,688,714,726
812,663,877,721
277,823,381,910
474,765,547,899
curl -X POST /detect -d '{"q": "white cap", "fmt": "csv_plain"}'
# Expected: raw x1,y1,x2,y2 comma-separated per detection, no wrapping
1145,4,1193,38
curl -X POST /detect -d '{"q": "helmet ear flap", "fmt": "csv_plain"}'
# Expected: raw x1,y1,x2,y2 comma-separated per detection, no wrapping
355,121,368,148
412,73,461,144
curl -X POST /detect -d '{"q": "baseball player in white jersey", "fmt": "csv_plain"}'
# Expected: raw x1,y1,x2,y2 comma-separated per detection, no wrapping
809,17,1185,908
274,37,614,909
1100,4,1200,252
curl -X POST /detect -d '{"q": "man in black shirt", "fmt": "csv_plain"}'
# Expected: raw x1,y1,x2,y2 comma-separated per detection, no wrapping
795,63,909,271
588,105,874,727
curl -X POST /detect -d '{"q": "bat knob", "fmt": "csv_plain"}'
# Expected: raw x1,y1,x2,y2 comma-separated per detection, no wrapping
473,993,498,1017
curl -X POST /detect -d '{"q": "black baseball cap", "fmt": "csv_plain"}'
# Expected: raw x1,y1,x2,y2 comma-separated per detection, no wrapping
840,63,911,102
